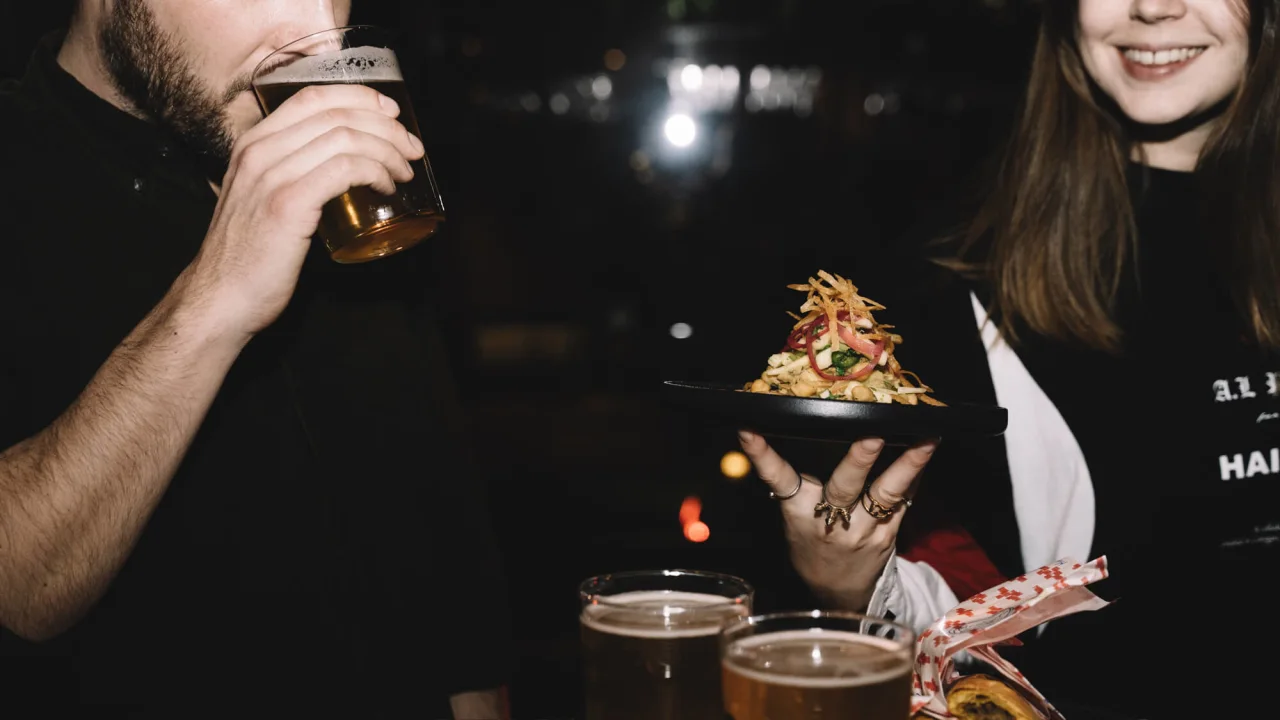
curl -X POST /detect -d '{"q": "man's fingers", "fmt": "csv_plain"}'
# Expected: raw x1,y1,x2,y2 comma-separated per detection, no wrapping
261,126,415,194
238,109,423,180
242,84,399,147
271,154,399,220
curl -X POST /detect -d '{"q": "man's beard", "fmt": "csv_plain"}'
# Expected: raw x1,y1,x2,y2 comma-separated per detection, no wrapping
99,0,252,177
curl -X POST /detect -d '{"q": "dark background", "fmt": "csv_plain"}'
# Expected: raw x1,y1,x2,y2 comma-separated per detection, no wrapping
6,1,1035,716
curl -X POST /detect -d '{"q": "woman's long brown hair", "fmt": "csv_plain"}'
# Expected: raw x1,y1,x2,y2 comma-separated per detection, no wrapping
946,0,1280,354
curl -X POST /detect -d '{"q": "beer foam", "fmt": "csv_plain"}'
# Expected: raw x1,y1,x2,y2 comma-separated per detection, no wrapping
723,630,911,689
581,591,748,639
257,46,402,85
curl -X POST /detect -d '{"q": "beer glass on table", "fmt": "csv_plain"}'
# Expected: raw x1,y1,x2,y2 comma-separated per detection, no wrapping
721,610,915,720
579,569,753,720
251,26,445,263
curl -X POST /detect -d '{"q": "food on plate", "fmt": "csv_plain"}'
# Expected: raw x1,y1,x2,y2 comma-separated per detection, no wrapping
743,270,945,406
946,674,1045,720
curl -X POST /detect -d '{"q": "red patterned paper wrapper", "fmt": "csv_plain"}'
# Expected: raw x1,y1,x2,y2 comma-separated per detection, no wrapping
909,557,1110,719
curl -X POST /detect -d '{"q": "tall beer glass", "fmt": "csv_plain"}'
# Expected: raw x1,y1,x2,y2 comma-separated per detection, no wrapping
251,26,445,263
721,611,915,720
579,569,753,720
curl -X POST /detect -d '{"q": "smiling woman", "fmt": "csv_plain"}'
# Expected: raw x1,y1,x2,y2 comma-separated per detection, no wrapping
948,0,1280,355
1077,0,1249,151
740,1,1280,716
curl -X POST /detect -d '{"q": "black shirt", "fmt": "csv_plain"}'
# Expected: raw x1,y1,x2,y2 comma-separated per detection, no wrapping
879,164,1280,718
0,34,511,717
1011,164,1280,717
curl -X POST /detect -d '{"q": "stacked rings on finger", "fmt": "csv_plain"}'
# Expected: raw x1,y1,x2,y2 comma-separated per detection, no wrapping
814,485,858,527
860,492,897,520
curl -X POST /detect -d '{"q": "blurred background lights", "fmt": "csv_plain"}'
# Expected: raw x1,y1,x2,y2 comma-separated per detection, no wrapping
683,521,710,543
591,75,613,100
669,322,693,339
703,65,721,88
603,48,626,71
663,114,697,147
679,495,709,543
678,495,701,525
749,65,771,90
664,60,740,112
720,451,751,480
679,64,703,91
721,66,740,91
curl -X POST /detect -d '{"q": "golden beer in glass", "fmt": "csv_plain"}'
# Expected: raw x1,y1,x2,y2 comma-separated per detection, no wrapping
721,610,915,720
252,26,445,263
579,570,753,720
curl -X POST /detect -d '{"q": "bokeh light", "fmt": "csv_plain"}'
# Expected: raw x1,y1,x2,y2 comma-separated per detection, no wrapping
683,521,710,543
720,451,751,480
663,114,697,147
679,496,709,543
603,48,626,71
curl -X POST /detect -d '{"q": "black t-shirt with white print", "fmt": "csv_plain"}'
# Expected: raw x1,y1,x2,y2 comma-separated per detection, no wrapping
1003,164,1280,718
840,162,1276,717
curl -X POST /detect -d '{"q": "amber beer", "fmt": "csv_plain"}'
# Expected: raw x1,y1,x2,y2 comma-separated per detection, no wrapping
721,613,915,720
579,572,753,720
253,38,444,262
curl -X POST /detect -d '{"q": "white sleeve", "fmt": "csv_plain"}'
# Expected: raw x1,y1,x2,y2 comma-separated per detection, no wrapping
865,551,959,633
970,292,1093,573
863,294,1094,636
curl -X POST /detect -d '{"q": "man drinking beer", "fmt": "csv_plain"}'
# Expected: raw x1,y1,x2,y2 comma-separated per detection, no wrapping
0,1,511,716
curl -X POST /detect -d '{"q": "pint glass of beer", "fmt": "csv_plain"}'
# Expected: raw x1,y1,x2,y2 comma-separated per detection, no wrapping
721,610,915,720
579,569,753,720
251,26,445,263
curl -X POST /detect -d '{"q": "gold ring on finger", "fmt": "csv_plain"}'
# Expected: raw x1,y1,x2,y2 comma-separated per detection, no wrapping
814,484,858,528
860,491,898,521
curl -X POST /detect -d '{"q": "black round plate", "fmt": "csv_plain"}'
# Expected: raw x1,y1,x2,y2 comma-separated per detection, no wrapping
662,381,1007,444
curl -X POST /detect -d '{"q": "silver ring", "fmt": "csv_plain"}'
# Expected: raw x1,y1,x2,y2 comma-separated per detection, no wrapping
770,475,803,500
814,484,858,527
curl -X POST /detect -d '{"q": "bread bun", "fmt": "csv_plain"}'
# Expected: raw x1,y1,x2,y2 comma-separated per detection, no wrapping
946,674,1044,720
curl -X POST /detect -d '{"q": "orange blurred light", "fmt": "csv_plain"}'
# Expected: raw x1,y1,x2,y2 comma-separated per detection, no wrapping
679,495,702,526
679,495,709,543
604,48,626,71
684,521,710,543
720,450,751,480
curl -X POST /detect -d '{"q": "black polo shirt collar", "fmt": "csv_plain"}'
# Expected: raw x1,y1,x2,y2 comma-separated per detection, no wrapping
19,31,219,202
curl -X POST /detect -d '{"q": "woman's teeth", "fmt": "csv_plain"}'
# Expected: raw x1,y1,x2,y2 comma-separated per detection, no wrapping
1122,47,1205,66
